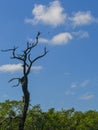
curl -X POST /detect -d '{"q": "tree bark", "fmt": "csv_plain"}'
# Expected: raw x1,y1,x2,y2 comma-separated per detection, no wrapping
19,76,30,130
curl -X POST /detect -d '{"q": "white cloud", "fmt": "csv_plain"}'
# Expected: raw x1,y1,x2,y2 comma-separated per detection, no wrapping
80,93,94,100
31,66,42,71
39,38,49,43
51,32,72,45
65,89,75,95
70,11,96,26
25,0,98,28
79,31,89,38
40,32,73,45
0,64,22,72
70,80,90,89
25,0,66,27
80,80,90,87
72,31,89,39
71,83,78,88
0,64,42,73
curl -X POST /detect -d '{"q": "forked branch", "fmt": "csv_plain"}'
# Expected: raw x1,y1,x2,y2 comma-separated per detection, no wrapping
26,47,48,75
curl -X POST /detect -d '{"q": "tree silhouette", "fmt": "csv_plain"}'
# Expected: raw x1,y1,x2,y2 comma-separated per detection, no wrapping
2,32,48,130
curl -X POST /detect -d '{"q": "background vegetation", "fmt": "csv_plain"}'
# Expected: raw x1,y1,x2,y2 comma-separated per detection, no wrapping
0,100,98,130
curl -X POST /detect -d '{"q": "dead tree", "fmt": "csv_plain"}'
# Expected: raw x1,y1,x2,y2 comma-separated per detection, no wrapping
2,32,48,130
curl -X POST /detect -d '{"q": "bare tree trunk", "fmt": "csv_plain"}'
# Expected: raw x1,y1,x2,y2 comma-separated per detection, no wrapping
19,76,30,130
2,32,48,130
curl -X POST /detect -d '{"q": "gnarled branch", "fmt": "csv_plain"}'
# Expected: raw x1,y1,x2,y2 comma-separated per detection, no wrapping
26,47,48,75
8,78,20,87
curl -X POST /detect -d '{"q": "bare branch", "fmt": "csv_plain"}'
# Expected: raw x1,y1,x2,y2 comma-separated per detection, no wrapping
8,78,20,83
1,47,25,61
24,32,41,55
1,47,18,52
8,78,20,87
26,47,48,75
32,47,48,63
11,47,24,61
12,82,20,88
28,53,32,63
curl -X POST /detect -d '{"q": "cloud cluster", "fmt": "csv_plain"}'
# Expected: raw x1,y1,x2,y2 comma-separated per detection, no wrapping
25,0,66,27
25,1,98,27
65,82,77,96
0,64,42,73
25,0,98,45
65,79,94,100
39,31,89,45
70,80,90,89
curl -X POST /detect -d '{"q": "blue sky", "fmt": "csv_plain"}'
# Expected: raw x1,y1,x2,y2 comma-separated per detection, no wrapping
0,0,98,111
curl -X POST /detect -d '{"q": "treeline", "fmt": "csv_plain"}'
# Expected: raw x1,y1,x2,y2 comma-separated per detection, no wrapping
0,100,98,130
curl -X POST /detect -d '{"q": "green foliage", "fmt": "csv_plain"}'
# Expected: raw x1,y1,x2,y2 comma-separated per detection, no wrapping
0,100,23,130
0,100,98,130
